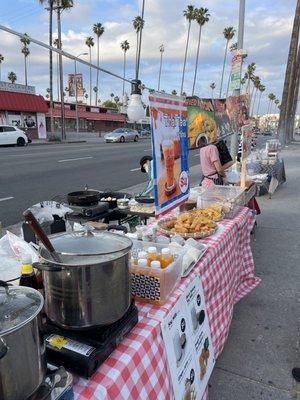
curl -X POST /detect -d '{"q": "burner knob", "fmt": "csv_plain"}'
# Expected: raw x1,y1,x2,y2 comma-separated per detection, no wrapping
85,209,92,217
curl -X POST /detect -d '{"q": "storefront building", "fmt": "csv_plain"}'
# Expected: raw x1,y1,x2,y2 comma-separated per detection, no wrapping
0,82,48,139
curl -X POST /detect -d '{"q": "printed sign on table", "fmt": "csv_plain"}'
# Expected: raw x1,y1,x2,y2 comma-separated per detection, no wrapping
161,276,215,400
241,124,253,161
149,94,189,215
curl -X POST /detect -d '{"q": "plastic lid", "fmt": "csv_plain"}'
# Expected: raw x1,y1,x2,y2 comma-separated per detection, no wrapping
21,254,32,265
151,261,161,269
0,285,43,335
138,259,148,268
161,248,171,255
45,231,132,257
148,247,157,254
138,251,147,259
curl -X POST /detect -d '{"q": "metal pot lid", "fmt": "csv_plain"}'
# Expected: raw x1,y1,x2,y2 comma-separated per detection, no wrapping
47,230,132,257
0,285,44,335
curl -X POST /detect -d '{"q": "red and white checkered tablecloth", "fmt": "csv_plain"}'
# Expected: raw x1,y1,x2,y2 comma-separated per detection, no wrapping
73,207,261,400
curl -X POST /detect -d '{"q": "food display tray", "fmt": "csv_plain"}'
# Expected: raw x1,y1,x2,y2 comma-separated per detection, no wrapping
157,216,218,239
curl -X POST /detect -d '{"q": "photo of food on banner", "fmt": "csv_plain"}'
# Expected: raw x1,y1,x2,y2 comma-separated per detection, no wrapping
150,104,189,207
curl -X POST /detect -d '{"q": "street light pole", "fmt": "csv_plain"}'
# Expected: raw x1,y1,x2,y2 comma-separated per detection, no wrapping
75,52,88,135
230,0,246,159
57,0,66,141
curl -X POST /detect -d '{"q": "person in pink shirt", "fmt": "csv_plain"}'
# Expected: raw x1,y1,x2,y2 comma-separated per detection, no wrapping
199,138,234,188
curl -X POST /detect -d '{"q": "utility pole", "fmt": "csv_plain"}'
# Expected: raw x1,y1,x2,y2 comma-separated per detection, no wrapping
158,44,164,91
47,3,55,140
56,0,66,141
136,0,145,81
230,0,245,159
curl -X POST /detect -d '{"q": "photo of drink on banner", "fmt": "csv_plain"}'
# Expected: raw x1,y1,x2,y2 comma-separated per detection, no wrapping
149,94,189,215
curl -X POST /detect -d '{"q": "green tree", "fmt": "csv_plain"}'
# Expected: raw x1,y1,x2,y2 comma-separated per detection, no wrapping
85,36,95,106
133,15,144,79
245,62,256,94
219,27,235,97
8,71,17,83
158,44,164,91
192,7,210,95
210,82,216,100
267,93,276,114
171,90,177,96
93,23,105,106
181,5,196,94
256,84,265,115
102,100,118,109
0,54,4,81
251,76,261,116
229,42,237,52
121,40,130,98
20,33,30,86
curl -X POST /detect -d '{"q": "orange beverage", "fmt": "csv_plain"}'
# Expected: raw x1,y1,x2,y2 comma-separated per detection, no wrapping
173,137,181,159
162,140,175,189
147,247,159,267
160,248,174,269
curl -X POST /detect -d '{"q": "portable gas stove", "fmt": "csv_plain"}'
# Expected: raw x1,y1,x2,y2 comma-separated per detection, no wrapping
67,201,109,220
44,302,138,378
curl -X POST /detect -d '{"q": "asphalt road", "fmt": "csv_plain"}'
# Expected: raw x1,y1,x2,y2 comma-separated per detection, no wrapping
0,140,200,227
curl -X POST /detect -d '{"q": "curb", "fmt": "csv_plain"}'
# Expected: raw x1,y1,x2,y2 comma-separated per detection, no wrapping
30,140,87,145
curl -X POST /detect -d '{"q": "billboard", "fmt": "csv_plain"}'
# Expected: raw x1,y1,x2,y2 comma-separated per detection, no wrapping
0,81,35,94
229,50,244,92
149,93,189,215
68,73,84,97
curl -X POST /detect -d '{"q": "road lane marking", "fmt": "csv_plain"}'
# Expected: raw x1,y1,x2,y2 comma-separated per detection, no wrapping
0,197,14,202
58,156,93,163
130,167,141,172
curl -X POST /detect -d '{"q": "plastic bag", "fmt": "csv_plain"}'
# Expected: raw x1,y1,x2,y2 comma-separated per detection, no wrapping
28,201,73,225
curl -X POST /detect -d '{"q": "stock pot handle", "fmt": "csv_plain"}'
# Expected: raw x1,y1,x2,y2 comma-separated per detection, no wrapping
33,262,63,272
0,338,8,359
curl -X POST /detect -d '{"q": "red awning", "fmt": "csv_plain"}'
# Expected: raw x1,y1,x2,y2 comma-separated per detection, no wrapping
47,108,126,122
0,91,48,113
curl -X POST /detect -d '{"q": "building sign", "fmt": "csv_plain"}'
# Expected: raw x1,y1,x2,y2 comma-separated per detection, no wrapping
149,93,189,215
0,81,35,94
161,276,215,400
37,113,47,139
68,73,84,97
229,49,247,92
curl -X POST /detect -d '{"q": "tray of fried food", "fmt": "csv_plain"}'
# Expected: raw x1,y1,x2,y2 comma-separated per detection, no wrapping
158,212,217,239
194,205,224,222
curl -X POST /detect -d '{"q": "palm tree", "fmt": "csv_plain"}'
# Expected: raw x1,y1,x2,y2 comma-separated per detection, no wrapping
219,27,235,97
53,38,60,101
256,84,265,115
158,44,164,91
226,42,238,98
181,5,196,95
85,36,95,106
274,99,280,112
121,40,130,98
20,33,30,86
229,42,237,52
0,54,4,81
267,93,276,114
245,62,256,94
192,7,210,96
8,71,17,83
93,23,105,106
210,82,216,100
133,15,145,80
172,90,177,96
251,76,261,115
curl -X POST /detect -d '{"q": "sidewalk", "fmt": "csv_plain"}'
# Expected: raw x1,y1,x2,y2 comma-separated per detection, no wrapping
208,143,300,399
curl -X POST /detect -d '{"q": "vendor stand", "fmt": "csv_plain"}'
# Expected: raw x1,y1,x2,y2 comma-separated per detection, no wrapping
72,206,260,399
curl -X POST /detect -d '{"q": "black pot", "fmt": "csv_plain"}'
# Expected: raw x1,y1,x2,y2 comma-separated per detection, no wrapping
68,190,100,206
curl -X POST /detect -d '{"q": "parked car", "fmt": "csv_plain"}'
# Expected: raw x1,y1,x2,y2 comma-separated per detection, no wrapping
138,129,151,138
104,128,139,143
0,125,29,146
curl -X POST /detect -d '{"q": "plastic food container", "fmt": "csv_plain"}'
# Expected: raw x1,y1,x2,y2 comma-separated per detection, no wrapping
130,241,182,305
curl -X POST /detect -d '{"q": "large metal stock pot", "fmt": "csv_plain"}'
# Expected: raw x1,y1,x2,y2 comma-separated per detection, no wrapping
0,285,46,400
35,230,132,329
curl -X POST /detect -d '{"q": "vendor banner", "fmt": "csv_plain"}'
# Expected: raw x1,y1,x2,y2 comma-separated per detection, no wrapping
187,97,218,150
149,93,189,215
226,94,250,132
241,123,253,161
213,99,232,138
229,50,245,92
68,73,84,97
161,275,215,400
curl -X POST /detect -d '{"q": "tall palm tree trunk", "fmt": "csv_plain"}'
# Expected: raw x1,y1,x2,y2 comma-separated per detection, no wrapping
219,40,229,97
49,3,54,137
158,50,163,91
95,37,99,106
267,99,271,114
24,56,28,87
256,91,262,115
89,47,92,106
226,72,231,98
56,52,59,101
192,25,202,96
278,0,300,143
122,51,126,97
135,32,139,79
180,21,191,95
251,88,258,116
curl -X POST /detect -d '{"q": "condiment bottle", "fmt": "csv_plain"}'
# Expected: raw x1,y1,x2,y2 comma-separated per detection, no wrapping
160,248,174,269
138,259,148,268
147,247,159,267
19,255,38,290
150,260,161,269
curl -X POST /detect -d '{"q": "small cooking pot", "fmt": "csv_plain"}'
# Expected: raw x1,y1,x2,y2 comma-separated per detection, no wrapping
0,284,46,400
34,230,133,329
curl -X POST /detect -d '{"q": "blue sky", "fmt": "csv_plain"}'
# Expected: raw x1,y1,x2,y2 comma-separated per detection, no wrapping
0,0,297,113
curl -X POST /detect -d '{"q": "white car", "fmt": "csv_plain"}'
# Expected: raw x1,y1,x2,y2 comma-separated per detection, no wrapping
0,125,29,146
